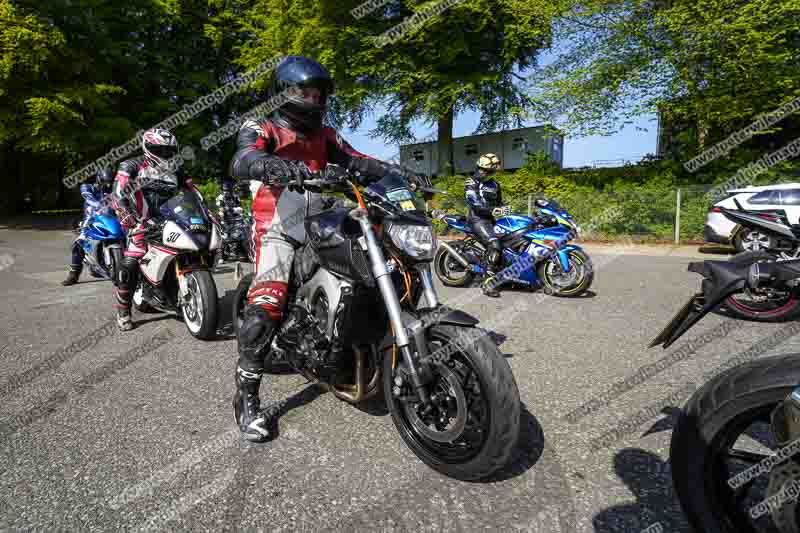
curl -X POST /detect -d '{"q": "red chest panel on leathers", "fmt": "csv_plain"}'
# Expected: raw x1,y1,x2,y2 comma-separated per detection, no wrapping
254,122,332,172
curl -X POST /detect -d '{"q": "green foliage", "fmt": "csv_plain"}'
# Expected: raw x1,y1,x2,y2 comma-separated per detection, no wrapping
194,179,254,212
431,150,800,242
195,180,221,205
527,0,800,157
238,0,563,173
0,0,259,213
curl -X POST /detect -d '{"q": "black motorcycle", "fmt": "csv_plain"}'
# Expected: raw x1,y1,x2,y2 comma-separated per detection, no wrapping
652,257,800,533
719,199,800,321
214,193,254,265
232,166,521,480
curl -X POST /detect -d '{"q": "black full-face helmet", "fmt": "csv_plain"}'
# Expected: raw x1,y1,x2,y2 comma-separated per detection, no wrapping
96,166,114,185
269,56,334,134
96,166,114,192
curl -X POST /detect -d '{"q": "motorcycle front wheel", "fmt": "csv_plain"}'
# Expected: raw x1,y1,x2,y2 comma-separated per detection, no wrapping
383,323,520,480
181,270,218,340
671,354,800,533
537,249,593,297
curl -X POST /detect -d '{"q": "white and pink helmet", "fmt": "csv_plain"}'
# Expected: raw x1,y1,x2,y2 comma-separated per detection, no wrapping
142,128,179,169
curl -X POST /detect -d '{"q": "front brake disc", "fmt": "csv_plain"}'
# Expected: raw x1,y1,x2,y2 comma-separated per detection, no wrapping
403,364,468,443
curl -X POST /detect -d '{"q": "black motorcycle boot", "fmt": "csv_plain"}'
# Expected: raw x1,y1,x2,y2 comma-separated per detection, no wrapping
481,276,501,298
115,256,139,331
234,305,278,442
116,306,134,331
233,367,271,442
481,249,503,297
61,264,82,286
114,288,134,331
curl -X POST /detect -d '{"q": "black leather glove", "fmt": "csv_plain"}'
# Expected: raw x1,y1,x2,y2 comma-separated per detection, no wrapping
346,158,432,194
346,157,400,183
322,163,349,182
250,157,314,189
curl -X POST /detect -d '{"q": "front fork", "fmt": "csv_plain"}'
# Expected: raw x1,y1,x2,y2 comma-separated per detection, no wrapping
556,248,572,272
351,208,432,405
175,254,209,301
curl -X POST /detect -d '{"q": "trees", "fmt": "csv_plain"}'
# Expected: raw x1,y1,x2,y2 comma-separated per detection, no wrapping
527,0,800,161
0,0,246,212
239,0,562,175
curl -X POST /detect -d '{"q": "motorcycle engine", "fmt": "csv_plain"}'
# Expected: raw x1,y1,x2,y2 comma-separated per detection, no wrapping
276,301,343,381
276,266,388,381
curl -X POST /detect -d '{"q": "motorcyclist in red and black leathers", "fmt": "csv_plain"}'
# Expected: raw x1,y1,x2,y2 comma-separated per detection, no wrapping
229,56,425,442
112,128,203,331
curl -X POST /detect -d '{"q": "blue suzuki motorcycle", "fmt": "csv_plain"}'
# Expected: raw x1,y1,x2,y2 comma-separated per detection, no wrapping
433,198,593,296
73,209,126,281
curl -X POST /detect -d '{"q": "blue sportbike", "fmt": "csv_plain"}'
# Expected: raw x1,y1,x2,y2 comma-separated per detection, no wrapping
433,198,594,296
73,209,126,281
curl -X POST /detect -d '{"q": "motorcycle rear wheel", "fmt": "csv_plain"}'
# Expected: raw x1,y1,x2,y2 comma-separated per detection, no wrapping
383,324,520,480
433,244,474,287
722,251,800,322
671,354,800,533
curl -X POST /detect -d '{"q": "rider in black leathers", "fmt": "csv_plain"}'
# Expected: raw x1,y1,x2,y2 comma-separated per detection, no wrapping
62,167,115,286
465,153,505,297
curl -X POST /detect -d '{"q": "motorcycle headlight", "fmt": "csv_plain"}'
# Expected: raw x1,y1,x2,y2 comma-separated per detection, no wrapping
387,223,437,260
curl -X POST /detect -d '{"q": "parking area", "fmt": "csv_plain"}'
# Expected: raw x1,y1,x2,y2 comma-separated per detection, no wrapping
2,227,796,532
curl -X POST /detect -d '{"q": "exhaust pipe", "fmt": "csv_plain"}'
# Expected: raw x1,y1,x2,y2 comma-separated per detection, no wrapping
439,241,471,268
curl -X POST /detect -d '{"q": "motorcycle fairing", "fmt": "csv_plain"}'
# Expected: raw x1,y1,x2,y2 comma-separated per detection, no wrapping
442,214,469,233
83,214,125,241
139,246,177,286
161,221,200,251
75,214,126,278
494,214,536,234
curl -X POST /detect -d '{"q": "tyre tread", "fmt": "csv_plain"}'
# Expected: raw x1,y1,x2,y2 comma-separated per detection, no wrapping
672,353,800,532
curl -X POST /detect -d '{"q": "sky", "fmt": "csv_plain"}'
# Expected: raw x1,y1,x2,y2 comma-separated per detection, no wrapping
341,105,659,169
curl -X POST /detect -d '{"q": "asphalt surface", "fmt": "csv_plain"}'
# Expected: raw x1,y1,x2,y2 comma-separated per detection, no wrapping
1,228,797,532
